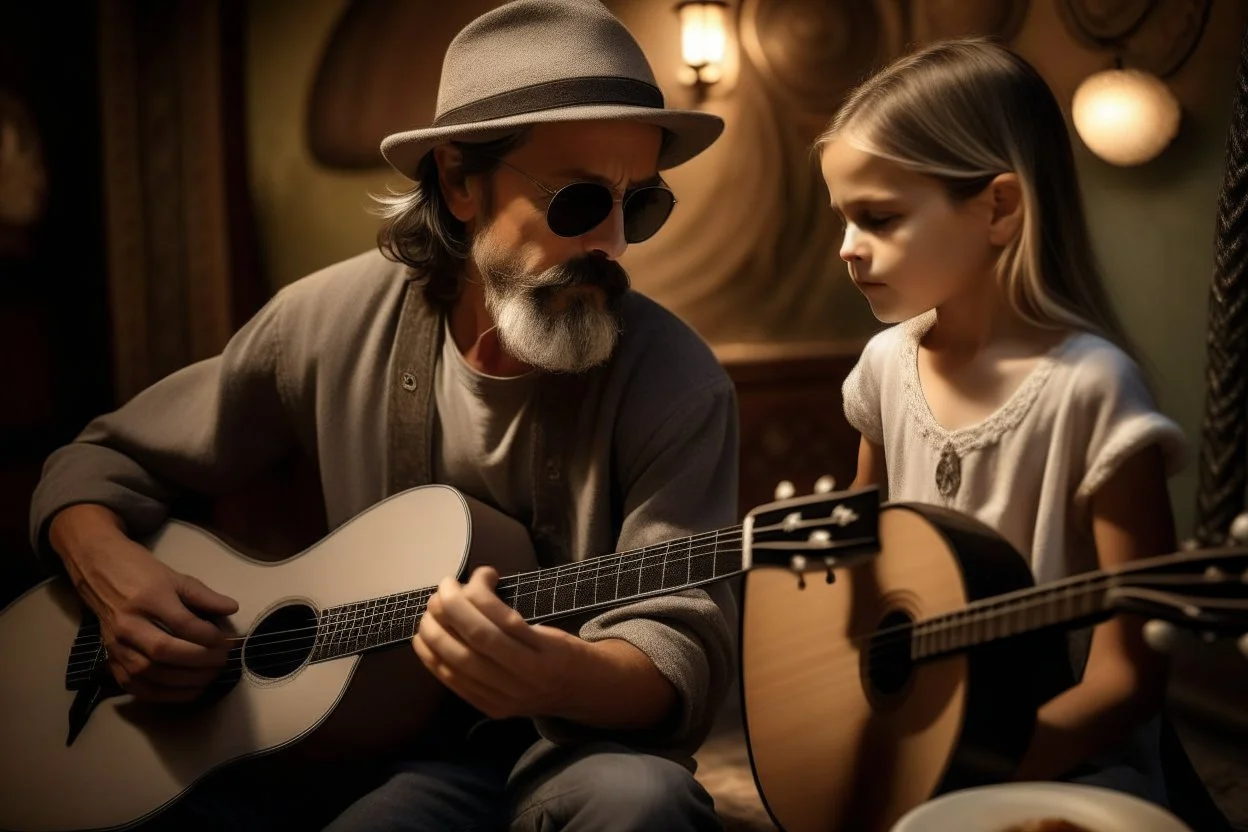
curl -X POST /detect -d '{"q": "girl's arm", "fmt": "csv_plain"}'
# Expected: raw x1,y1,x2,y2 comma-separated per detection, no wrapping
850,435,888,493
1012,442,1174,781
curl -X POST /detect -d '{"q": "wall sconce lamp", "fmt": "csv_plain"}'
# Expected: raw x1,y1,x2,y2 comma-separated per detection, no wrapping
1072,67,1181,167
1060,0,1211,167
675,0,729,90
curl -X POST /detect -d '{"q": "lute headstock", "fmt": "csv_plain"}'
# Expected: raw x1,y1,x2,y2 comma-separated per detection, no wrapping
743,478,881,587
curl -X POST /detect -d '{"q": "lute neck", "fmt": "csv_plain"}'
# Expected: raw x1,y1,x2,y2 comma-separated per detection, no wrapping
912,567,1120,660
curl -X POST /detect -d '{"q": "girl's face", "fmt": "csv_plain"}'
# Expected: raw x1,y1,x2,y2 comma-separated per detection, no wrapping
820,139,1000,324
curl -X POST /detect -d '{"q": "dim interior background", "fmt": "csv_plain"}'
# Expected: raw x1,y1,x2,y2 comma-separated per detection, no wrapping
0,1,1245,829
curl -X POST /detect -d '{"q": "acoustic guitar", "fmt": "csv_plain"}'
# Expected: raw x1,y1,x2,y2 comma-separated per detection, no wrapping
740,493,1248,832
0,482,883,832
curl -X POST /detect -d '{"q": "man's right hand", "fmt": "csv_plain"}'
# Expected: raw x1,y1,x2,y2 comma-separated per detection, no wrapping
49,505,239,703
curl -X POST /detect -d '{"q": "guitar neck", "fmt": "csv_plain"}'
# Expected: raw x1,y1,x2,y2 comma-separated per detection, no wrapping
307,526,746,663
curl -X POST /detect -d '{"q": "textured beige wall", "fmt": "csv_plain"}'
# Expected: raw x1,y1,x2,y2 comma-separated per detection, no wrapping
245,0,1247,536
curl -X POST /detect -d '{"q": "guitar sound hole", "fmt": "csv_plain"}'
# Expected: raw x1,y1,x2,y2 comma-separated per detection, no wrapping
244,603,318,680
866,610,914,697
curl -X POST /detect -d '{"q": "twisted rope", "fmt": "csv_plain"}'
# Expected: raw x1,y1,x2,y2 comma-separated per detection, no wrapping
1194,23,1248,545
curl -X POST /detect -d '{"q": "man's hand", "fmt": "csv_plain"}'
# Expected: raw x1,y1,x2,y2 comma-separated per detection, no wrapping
412,566,582,720
51,504,239,703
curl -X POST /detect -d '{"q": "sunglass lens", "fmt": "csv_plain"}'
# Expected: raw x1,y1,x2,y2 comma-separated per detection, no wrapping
623,187,676,243
546,183,613,238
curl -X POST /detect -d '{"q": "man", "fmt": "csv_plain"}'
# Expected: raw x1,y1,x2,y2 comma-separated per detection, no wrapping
28,0,738,829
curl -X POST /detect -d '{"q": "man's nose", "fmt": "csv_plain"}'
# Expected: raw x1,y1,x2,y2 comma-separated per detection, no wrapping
580,201,627,261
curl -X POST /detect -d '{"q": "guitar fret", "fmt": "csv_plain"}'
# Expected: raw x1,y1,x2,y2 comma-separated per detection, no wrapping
640,549,664,594
712,531,719,581
690,532,716,584
595,558,615,606
554,567,575,613
661,542,669,591
537,573,555,618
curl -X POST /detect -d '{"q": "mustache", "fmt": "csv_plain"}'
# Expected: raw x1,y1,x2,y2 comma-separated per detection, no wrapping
509,256,631,297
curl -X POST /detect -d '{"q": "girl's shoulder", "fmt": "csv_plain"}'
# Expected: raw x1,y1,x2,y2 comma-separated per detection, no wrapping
1049,330,1191,495
1049,330,1152,406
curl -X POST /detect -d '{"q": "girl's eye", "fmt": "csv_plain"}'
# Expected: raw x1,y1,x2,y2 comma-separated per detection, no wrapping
859,213,897,230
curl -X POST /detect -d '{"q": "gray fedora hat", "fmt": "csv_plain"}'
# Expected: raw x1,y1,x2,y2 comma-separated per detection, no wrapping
380,0,724,179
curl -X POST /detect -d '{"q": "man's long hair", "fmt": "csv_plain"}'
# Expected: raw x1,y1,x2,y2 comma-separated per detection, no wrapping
373,131,531,307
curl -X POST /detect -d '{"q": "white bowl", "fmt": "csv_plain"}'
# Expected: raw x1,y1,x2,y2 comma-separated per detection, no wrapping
890,782,1192,832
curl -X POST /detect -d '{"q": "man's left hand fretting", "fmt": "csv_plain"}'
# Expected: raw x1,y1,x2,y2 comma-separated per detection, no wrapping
411,565,582,719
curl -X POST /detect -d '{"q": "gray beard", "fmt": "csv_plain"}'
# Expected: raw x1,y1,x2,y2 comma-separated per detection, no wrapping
473,239,623,374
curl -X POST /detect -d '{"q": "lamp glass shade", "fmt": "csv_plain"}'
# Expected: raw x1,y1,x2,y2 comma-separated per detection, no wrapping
1072,69,1181,166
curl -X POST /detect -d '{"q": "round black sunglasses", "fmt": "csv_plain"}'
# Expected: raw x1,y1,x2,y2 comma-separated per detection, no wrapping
492,158,677,244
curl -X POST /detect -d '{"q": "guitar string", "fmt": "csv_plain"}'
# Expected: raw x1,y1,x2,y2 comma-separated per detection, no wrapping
63,534,748,670
67,531,750,649
56,574,1181,687
65,557,1243,661
63,545,1246,673
64,568,1245,681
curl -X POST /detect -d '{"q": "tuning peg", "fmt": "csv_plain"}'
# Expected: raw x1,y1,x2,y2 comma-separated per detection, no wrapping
1143,619,1176,654
814,475,837,494
789,554,807,590
1230,512,1248,545
1180,538,1202,552
774,480,796,501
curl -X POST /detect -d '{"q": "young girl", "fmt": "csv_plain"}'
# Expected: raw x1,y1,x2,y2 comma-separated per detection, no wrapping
821,39,1190,804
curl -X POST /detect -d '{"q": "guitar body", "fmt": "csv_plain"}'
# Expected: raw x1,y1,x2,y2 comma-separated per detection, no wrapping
741,502,1076,832
0,485,536,832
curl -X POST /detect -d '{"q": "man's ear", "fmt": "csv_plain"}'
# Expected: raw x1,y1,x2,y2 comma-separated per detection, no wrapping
433,145,476,223
985,172,1024,246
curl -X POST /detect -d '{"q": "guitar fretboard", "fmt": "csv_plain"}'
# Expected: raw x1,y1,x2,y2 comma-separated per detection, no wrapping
308,528,745,663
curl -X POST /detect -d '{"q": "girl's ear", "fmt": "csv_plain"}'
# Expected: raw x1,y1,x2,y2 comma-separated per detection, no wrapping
433,145,477,223
985,172,1024,246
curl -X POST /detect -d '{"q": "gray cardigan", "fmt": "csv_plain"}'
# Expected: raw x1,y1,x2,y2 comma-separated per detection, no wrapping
29,249,740,755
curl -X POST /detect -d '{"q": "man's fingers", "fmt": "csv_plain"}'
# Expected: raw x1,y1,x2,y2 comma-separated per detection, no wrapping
176,574,239,618
455,570,543,651
110,613,228,675
412,634,512,719
105,641,217,701
466,566,500,591
150,595,228,650
413,612,513,694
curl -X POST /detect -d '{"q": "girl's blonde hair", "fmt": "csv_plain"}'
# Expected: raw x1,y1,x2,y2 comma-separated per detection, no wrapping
816,38,1134,357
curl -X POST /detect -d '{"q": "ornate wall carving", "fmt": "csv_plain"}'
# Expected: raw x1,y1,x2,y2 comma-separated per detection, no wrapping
1057,0,1212,77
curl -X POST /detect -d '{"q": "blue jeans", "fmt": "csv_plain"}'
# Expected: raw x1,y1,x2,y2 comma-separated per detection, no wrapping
140,735,721,831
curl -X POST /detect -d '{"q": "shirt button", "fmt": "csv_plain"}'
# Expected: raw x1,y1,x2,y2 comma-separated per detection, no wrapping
545,460,560,481
400,371,417,391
